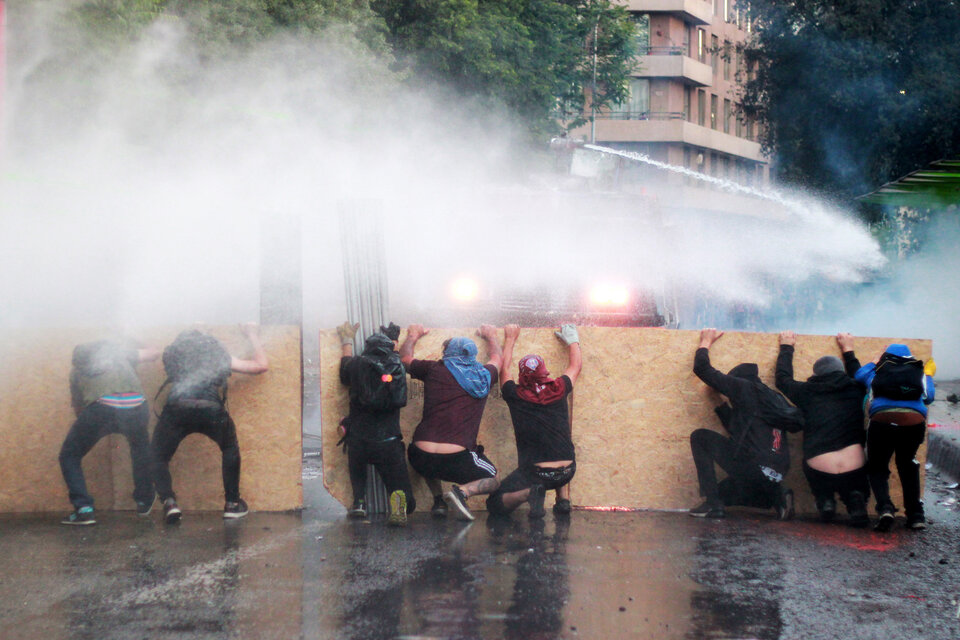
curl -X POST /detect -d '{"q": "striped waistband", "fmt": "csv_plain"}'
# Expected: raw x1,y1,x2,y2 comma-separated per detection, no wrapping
98,393,146,408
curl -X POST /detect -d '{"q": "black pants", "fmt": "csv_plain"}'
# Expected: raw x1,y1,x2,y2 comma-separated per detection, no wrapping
802,462,870,512
486,462,576,515
866,420,926,516
347,437,416,514
59,402,154,509
152,403,241,503
690,429,780,509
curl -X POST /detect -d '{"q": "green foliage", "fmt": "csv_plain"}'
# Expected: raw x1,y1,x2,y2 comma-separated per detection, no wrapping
740,0,960,205
372,0,637,137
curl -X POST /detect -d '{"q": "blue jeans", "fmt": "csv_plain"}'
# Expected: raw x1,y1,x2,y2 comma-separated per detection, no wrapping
59,401,154,509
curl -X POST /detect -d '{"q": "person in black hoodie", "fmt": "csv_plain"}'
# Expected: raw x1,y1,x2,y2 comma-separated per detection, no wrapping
689,329,798,519
775,331,870,527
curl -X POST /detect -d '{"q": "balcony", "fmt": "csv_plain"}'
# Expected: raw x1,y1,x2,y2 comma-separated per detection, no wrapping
635,49,712,86
622,0,713,25
589,118,764,161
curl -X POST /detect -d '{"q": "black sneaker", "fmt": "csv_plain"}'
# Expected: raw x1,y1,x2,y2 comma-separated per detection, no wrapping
61,506,96,526
553,499,572,515
689,500,726,518
906,512,927,530
874,505,896,532
817,497,837,523
136,494,157,517
776,488,795,521
846,491,869,528
163,498,182,525
527,485,546,519
223,498,249,519
444,485,474,522
387,490,407,527
348,499,367,519
431,495,448,519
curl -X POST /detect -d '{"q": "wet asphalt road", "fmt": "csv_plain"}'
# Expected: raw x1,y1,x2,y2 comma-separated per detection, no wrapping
1,461,959,640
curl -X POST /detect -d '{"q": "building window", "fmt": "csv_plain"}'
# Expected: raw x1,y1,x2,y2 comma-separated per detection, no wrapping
610,78,650,119
714,0,721,16
723,40,731,80
722,156,730,178
697,29,706,63
746,116,755,140
711,35,719,75
684,87,692,122
710,94,718,130
634,14,650,55
724,0,730,22
698,90,706,126
723,99,731,133
736,112,743,137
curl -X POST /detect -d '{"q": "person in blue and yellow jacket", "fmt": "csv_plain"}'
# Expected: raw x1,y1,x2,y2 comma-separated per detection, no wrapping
847,337,935,531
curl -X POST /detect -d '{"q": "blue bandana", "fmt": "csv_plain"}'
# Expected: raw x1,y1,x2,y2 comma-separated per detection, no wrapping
442,337,491,399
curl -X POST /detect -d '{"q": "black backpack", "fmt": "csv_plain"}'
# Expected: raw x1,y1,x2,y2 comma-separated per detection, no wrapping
754,384,805,433
353,348,407,412
871,353,925,401
161,330,232,401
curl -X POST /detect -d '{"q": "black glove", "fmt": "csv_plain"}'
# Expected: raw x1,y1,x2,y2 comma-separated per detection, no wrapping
380,322,401,341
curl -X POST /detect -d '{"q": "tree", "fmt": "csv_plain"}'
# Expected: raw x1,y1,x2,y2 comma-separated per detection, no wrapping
740,0,960,209
371,0,637,137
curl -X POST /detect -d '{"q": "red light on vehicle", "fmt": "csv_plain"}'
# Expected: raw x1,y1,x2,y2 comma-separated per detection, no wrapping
450,276,479,302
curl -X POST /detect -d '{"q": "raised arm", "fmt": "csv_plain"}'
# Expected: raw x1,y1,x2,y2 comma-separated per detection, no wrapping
336,321,360,357
478,324,502,371
692,328,744,399
556,324,582,384
775,331,802,402
231,323,269,374
499,324,520,385
836,332,862,376
399,324,428,366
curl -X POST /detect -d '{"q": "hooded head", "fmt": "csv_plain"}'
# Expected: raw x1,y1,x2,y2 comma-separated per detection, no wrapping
516,354,567,405
812,356,844,376
442,337,490,399
727,362,760,382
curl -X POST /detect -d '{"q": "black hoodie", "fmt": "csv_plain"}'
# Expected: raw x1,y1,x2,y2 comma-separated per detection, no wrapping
693,348,792,475
775,345,866,460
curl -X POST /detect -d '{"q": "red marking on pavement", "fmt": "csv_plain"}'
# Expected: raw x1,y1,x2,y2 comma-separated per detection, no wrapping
578,505,641,512
777,523,900,552
903,594,927,601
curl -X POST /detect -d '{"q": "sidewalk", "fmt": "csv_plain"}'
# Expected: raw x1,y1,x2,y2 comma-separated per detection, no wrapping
927,380,960,482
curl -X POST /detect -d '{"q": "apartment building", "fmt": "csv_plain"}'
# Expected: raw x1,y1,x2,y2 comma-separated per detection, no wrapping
575,0,768,189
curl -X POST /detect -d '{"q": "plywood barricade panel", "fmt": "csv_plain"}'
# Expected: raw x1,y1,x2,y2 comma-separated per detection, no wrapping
320,327,931,516
0,326,302,513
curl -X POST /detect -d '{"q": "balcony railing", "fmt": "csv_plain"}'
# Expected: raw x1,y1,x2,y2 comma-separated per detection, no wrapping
598,111,686,121
644,45,686,56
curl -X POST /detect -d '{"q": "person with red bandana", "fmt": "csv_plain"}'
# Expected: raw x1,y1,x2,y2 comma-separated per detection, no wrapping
486,324,582,518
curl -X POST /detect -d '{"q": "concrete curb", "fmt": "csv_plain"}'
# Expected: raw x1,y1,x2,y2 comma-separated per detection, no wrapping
927,380,960,482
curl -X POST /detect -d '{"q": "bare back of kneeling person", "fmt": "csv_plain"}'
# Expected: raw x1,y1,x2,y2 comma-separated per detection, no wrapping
486,324,582,519
400,323,504,521
775,331,870,527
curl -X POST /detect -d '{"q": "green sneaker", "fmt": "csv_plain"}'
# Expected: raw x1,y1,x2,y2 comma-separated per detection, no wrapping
387,490,407,527
61,506,96,526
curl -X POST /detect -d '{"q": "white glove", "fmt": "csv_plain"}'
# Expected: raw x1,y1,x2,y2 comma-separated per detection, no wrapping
555,324,579,346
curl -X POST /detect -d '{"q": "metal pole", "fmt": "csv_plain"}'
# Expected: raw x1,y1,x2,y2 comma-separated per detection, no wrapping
590,15,599,144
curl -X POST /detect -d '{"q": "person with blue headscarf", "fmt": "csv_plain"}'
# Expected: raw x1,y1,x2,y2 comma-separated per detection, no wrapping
849,337,935,531
400,323,504,521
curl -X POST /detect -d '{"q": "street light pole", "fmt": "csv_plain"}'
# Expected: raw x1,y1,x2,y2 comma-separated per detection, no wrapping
590,16,598,144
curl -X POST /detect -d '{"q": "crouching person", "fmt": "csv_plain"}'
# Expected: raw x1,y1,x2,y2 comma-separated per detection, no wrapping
775,331,870,527
689,329,802,519
60,340,161,525
152,323,268,524
848,337,935,531
486,324,581,519
400,323,502,521
337,321,416,526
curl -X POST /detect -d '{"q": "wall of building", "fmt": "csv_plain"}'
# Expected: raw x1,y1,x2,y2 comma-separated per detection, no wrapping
0,326,302,513
320,327,931,515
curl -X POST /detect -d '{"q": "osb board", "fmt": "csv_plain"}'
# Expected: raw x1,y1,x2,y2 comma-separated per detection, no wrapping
320,327,931,516
0,326,302,513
